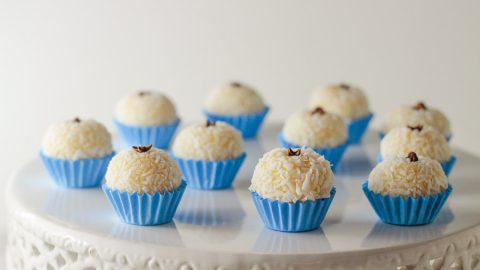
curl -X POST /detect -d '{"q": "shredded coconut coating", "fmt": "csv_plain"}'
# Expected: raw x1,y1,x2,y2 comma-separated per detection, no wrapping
115,90,178,126
309,84,370,119
282,109,347,148
205,82,265,115
381,126,451,162
368,155,448,198
42,119,113,160
249,148,334,203
382,105,450,136
105,147,182,194
171,121,244,161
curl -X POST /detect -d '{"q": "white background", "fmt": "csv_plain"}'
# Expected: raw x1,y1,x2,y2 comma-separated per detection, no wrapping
0,0,479,265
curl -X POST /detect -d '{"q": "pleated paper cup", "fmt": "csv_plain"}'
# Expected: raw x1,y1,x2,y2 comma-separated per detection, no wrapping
114,118,180,149
204,107,269,139
251,188,336,232
376,154,456,177
346,113,373,145
102,181,187,226
40,151,114,188
362,181,452,226
441,156,456,176
172,153,247,190
277,134,348,171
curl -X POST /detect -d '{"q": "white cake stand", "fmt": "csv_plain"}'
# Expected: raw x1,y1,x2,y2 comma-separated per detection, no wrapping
6,124,480,270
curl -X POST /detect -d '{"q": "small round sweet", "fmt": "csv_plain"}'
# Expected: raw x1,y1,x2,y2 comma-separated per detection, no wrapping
381,102,451,136
381,125,451,162
115,90,177,126
204,82,265,115
42,118,113,160
171,121,244,161
250,148,334,203
368,152,448,198
105,145,182,194
282,108,347,148
309,83,370,119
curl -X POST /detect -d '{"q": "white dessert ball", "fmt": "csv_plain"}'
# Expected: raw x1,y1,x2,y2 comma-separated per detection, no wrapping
42,118,113,160
368,152,448,198
249,148,334,203
171,121,244,161
381,125,451,162
309,83,370,119
282,108,347,148
105,145,182,194
115,90,178,126
205,82,265,115
382,102,450,136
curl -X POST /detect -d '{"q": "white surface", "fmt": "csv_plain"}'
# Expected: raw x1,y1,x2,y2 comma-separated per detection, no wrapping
5,126,480,269
1,0,480,266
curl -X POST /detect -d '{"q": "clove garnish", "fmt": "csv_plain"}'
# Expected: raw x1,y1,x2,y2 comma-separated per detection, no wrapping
206,120,216,127
287,148,301,156
407,152,419,162
338,83,352,90
413,102,427,110
73,117,81,123
338,83,351,90
311,107,326,115
230,82,243,88
132,145,153,153
407,125,423,132
138,91,150,97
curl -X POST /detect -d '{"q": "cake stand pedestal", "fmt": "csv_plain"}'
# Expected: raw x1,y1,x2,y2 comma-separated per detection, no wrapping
6,124,480,270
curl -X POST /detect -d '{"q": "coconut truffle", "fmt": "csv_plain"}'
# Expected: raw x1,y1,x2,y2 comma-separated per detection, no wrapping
115,90,178,126
171,121,244,161
381,125,451,162
382,102,450,136
309,83,370,119
42,118,113,160
282,108,347,148
105,145,182,194
368,152,448,198
249,148,334,203
205,82,265,115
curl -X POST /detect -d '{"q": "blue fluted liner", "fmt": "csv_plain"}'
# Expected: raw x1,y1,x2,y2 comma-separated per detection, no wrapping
39,152,115,188
362,181,452,226
251,188,336,232
172,153,246,190
347,113,373,145
442,156,456,176
277,134,348,171
376,154,456,177
378,132,385,141
102,181,187,226
204,107,269,139
114,119,180,149
379,131,452,143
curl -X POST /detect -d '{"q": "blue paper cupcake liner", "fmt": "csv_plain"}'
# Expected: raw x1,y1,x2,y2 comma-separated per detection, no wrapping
362,181,452,226
251,188,336,232
379,131,452,143
102,181,187,226
442,155,456,176
114,119,180,149
277,134,348,171
204,107,269,139
376,154,456,177
39,152,115,188
347,113,373,145
172,153,247,190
